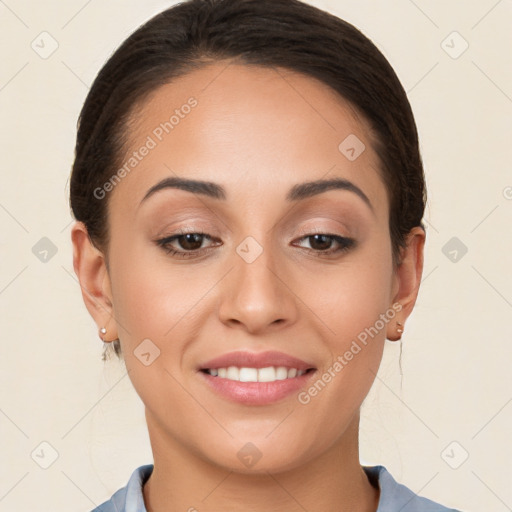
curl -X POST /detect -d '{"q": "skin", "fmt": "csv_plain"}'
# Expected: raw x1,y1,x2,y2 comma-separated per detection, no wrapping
72,61,425,512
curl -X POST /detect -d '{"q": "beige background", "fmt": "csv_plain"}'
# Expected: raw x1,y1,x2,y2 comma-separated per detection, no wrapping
1,0,511,510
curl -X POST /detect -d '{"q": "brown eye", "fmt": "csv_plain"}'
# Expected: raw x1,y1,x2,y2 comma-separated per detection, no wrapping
308,234,334,251
176,233,205,251
156,231,219,258
294,233,355,256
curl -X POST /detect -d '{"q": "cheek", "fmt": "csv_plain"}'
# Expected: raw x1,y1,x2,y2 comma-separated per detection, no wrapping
313,239,394,340
294,267,392,448
306,234,394,394
109,236,204,341
107,246,204,407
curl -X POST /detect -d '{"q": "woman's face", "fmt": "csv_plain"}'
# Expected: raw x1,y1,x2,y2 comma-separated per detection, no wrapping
74,62,423,473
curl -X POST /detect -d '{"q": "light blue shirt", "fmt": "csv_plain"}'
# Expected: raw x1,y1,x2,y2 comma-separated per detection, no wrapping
91,464,461,511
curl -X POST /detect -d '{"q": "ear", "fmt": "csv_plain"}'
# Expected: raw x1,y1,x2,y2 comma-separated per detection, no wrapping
387,226,425,341
71,221,118,341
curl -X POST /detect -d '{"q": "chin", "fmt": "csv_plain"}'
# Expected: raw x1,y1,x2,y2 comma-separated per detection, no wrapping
197,435,316,476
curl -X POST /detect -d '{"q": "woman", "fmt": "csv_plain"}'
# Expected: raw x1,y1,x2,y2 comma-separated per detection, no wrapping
69,0,461,510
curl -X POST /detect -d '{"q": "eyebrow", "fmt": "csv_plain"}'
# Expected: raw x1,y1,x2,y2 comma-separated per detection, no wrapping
139,176,373,212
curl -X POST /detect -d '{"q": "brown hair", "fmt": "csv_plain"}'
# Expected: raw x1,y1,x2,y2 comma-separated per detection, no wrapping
69,0,426,360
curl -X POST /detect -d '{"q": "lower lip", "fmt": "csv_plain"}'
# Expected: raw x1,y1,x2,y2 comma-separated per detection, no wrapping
198,370,316,405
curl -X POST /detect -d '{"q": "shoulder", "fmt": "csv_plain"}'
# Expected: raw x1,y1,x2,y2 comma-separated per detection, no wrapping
363,465,463,512
90,464,154,512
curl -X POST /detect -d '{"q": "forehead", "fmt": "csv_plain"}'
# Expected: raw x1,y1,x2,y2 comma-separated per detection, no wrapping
109,61,387,218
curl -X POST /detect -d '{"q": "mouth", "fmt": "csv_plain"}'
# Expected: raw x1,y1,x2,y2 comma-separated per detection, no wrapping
197,350,317,405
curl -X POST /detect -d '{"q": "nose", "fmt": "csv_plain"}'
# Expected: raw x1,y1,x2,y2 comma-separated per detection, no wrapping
217,240,300,335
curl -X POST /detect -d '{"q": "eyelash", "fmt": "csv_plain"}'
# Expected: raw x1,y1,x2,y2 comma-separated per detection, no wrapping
155,228,356,259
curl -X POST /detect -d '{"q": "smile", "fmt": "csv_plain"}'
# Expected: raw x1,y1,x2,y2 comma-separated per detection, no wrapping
202,366,310,382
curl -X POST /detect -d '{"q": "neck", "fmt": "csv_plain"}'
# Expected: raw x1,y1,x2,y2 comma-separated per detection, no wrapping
142,412,379,512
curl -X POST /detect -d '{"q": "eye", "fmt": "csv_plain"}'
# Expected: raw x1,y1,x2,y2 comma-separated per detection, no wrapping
293,232,355,256
155,231,220,259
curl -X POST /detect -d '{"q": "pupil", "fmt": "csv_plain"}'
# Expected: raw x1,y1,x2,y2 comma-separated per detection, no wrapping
181,233,202,250
310,234,331,250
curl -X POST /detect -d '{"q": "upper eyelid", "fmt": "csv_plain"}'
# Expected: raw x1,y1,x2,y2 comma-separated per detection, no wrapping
158,228,349,241
159,217,352,236
295,225,348,236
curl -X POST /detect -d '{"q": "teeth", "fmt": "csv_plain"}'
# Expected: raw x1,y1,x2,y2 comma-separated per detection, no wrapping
226,366,239,380
205,366,309,382
258,367,276,382
239,367,258,382
276,367,288,380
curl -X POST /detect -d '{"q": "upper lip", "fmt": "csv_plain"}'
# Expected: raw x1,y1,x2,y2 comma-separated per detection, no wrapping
199,350,316,372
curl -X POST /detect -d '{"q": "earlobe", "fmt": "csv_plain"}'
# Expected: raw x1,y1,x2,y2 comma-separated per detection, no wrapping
386,226,426,341
71,221,118,338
